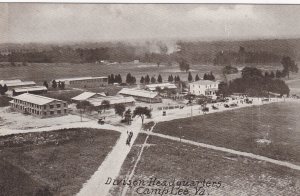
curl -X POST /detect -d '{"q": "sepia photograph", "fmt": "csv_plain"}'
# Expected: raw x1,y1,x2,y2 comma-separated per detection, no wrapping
0,2,300,196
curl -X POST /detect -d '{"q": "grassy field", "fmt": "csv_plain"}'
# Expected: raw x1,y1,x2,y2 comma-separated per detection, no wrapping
0,128,120,196
153,102,300,165
0,62,225,84
110,134,300,196
44,89,83,102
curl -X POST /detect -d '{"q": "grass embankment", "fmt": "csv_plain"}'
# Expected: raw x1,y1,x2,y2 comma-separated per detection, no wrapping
111,135,300,196
153,102,300,165
0,128,120,196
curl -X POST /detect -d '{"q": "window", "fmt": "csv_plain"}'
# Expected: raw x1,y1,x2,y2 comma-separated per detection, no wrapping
57,110,61,114
50,105,54,109
50,111,54,115
44,112,47,116
64,103,67,107
64,109,67,113
57,104,61,108
44,105,47,109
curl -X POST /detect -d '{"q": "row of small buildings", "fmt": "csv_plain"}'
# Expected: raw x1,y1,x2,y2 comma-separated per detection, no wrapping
5,75,220,118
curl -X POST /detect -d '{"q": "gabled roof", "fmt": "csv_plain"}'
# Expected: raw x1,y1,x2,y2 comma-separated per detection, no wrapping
71,92,106,101
88,95,135,106
0,79,22,84
13,86,47,93
0,80,36,87
56,76,108,82
145,83,177,91
118,88,159,99
12,93,61,105
190,80,220,85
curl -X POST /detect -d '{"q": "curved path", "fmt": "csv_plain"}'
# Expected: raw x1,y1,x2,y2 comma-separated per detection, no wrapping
142,131,300,171
77,119,142,196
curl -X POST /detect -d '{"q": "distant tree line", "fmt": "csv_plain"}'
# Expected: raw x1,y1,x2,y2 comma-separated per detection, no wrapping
1,39,299,65
108,74,122,84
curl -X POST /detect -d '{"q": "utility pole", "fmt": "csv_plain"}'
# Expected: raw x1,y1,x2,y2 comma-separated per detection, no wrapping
191,104,193,120
179,126,182,143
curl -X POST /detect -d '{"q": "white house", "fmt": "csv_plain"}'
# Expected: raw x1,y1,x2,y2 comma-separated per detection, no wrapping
189,80,220,98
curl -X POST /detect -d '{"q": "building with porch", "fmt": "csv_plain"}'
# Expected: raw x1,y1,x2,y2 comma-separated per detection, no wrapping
10,93,68,118
189,80,220,99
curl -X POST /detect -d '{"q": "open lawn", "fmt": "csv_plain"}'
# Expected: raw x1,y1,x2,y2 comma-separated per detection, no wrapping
153,102,300,165
0,62,225,84
0,128,120,196
110,134,300,196
44,89,83,102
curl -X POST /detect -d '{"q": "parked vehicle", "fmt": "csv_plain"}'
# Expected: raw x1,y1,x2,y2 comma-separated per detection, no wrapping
98,118,105,125
212,105,218,110
245,99,253,104
202,107,209,112
230,103,238,107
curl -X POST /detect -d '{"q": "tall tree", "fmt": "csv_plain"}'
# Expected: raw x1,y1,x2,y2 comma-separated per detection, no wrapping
276,70,282,78
281,56,298,79
118,74,122,83
209,72,215,80
133,106,152,124
60,82,65,90
195,74,200,81
52,80,57,89
76,100,93,114
140,76,145,84
0,85,3,95
114,103,126,118
179,59,190,72
188,71,193,82
101,100,110,111
151,76,156,83
3,84,8,94
43,81,49,89
145,75,150,84
157,74,163,83
126,73,132,84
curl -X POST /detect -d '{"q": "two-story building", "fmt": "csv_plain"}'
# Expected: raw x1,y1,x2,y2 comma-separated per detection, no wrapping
10,93,68,118
189,80,220,99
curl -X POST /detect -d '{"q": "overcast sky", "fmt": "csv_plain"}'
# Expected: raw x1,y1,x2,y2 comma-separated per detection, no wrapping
1,4,300,43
